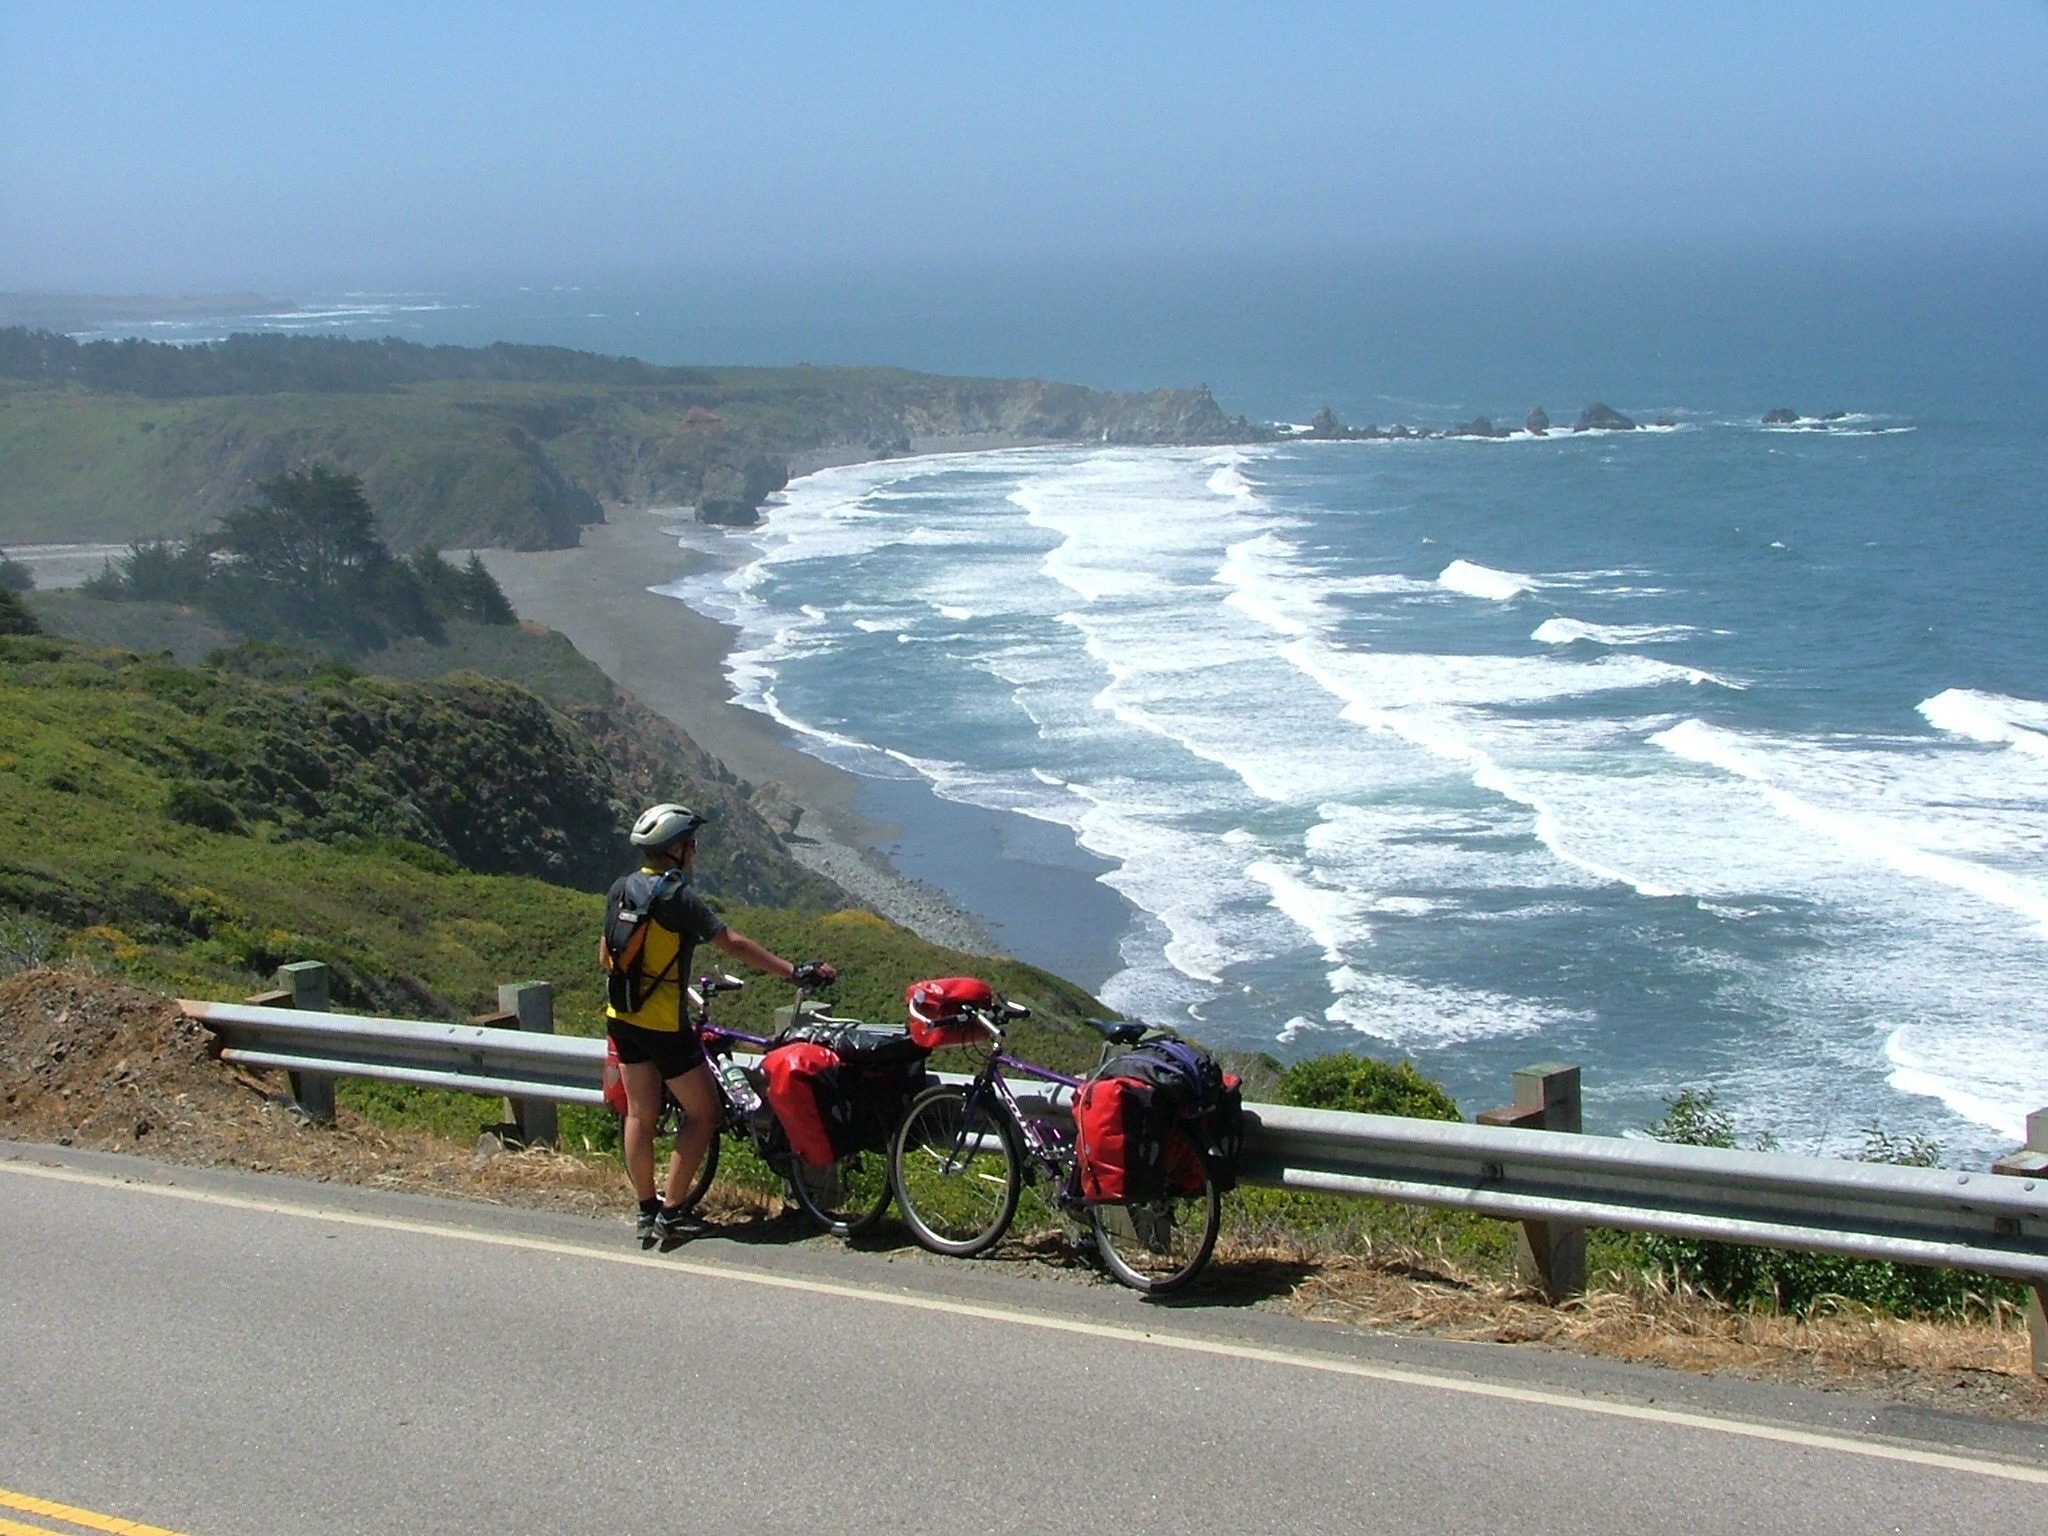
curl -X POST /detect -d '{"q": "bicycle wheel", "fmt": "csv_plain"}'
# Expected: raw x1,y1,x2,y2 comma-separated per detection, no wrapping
667,1119,722,1214
1090,1166,1221,1295
890,1084,1020,1257
789,1146,892,1238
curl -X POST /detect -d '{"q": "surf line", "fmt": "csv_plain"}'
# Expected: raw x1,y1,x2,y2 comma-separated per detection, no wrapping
7,1155,2047,1489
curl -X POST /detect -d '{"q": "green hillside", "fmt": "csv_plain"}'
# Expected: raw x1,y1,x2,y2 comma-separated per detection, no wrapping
0,329,1256,550
0,634,1109,1055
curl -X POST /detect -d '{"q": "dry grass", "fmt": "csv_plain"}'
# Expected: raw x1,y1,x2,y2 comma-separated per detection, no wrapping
1217,1231,2048,1422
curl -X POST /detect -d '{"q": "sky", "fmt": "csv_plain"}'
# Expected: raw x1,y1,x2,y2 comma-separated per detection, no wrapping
2,2,2046,292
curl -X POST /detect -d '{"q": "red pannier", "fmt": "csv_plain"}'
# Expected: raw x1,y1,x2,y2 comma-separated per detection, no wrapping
601,1035,630,1117
1071,1038,1244,1203
761,1022,933,1166
761,1041,844,1165
1072,1074,1167,1203
905,976,996,1049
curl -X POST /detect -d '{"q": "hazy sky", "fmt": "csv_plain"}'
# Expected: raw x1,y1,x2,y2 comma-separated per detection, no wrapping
3,2,2045,291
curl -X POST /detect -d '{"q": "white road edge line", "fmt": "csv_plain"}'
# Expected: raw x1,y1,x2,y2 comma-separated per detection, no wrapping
9,1156,2047,1487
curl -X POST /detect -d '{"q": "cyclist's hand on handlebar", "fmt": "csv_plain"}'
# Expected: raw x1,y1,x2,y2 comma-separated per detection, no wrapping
791,959,836,988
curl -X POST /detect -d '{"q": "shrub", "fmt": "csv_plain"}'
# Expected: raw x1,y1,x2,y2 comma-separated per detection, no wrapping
1276,1052,1462,1121
1636,1087,2020,1319
0,550,33,592
164,781,246,835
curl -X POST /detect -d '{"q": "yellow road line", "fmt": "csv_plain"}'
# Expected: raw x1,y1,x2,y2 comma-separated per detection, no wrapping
0,1486,199,1536
8,1155,2048,1489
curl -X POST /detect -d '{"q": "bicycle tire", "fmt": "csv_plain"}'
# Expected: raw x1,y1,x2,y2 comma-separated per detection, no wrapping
668,1120,722,1214
890,1084,1021,1257
1090,1159,1220,1295
789,1146,892,1239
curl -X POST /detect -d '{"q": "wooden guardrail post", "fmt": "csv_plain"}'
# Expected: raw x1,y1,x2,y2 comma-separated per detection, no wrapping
1477,1062,1586,1300
251,961,335,1124
1992,1107,2048,1376
496,981,556,1148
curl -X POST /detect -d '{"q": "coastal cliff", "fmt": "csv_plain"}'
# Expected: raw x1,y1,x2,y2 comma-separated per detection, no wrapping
0,329,1258,547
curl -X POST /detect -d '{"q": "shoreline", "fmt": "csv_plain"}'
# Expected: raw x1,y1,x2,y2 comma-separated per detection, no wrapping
476,493,1016,958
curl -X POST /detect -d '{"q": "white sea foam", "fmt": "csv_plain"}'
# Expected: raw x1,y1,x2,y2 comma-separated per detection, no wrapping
1246,859,1372,961
1884,1030,2029,1143
1650,717,2048,936
1206,462,1259,501
1217,533,1315,637
1533,617,1697,646
1438,559,1534,600
1323,966,1568,1048
1918,688,2048,757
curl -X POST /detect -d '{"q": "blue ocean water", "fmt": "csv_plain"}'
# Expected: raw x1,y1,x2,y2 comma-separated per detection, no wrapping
81,240,2048,1155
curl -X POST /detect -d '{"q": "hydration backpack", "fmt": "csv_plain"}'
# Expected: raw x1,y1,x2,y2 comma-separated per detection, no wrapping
597,869,685,1013
1072,1036,1243,1202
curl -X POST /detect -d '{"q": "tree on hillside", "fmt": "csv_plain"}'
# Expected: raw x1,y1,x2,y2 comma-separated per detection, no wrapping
405,547,516,626
205,467,437,650
84,538,211,602
0,584,41,635
84,465,520,654
0,549,34,592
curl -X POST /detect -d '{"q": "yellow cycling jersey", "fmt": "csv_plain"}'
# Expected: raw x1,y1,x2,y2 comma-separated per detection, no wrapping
602,866,727,1032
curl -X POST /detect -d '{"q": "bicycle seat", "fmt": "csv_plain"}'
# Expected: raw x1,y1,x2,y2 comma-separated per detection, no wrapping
1086,1018,1147,1045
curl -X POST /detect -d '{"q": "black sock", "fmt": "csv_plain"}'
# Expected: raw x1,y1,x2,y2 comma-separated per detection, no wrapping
639,1196,661,1218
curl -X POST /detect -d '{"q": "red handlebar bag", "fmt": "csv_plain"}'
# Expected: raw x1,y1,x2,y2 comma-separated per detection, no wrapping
904,976,995,1049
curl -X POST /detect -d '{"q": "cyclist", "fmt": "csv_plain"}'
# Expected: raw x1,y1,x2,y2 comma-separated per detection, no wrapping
606,802,834,1245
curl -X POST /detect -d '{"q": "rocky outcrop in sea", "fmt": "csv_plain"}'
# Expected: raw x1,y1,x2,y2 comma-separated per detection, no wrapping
1297,402,1635,442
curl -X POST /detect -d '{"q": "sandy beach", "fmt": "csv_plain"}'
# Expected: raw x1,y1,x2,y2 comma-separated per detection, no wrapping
477,507,1006,956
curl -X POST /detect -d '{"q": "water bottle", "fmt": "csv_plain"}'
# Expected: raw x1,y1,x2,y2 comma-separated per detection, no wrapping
718,1059,763,1117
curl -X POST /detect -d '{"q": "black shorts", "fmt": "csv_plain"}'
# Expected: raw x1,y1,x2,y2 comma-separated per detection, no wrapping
608,1019,706,1081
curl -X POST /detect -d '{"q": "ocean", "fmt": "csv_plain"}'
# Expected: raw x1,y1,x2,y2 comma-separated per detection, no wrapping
66,239,2048,1157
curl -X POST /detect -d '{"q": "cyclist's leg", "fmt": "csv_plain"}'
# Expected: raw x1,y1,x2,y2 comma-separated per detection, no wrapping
661,1061,720,1206
619,1057,667,1202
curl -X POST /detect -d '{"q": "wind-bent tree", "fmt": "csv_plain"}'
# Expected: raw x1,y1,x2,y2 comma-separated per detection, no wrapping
207,466,435,649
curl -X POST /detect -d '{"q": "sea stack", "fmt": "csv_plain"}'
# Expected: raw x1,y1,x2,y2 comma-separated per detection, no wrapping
1574,402,1636,432
1526,405,1550,435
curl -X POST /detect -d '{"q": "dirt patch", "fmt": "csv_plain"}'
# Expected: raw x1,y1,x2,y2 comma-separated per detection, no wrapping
6,968,2046,1422
0,968,781,1223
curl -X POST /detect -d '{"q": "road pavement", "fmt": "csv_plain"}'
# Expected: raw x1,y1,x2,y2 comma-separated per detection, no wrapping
4,1144,2047,1536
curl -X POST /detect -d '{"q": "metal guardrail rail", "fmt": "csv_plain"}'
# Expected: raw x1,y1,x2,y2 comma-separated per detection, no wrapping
182,996,2048,1286
1239,1103,2048,1283
188,1000,610,1107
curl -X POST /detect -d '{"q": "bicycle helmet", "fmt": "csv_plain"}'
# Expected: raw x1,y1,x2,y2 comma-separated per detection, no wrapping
630,802,705,849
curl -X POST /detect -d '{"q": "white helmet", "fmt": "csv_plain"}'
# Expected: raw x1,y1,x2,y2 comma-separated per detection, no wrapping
630,802,705,849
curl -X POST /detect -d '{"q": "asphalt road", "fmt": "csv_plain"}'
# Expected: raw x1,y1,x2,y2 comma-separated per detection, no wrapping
5,1145,2048,1536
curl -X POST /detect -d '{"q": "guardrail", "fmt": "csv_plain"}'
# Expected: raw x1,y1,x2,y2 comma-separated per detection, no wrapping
183,964,2048,1374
